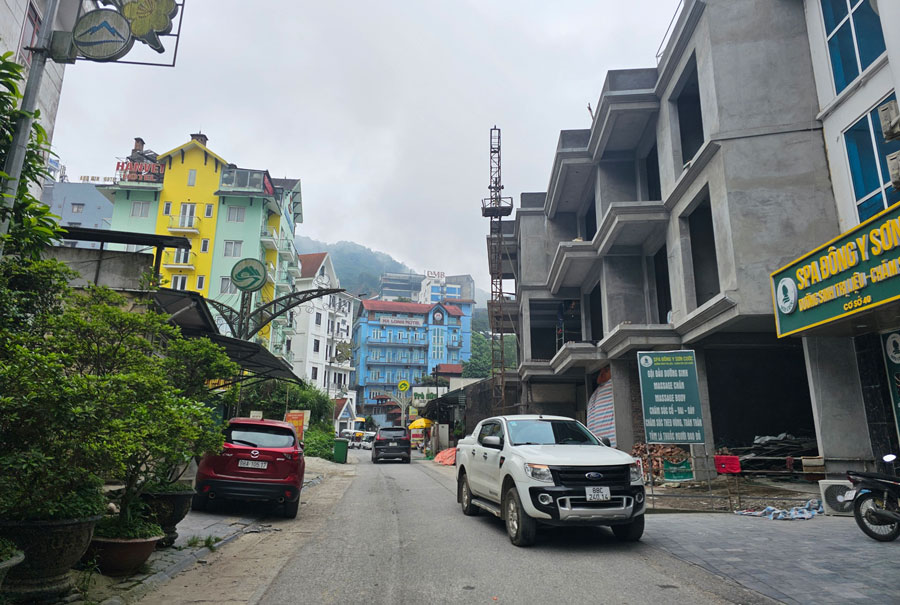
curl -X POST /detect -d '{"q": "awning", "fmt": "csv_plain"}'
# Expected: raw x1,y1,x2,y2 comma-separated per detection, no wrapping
153,288,301,386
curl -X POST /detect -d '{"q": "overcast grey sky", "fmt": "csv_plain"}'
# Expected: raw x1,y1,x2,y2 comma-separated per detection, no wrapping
53,1,679,291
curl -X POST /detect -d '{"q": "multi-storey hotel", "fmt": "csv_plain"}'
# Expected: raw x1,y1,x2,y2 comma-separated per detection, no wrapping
106,134,302,353
353,299,473,425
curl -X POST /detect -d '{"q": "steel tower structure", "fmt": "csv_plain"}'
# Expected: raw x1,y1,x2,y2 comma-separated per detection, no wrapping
481,127,513,412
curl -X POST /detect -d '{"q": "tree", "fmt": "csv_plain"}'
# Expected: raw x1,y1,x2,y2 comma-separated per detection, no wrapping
462,331,490,378
0,50,63,259
333,341,352,364
237,380,334,428
418,375,449,387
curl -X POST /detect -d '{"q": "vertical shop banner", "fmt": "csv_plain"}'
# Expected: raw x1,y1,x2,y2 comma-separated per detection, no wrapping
284,410,308,441
637,350,705,444
880,333,900,443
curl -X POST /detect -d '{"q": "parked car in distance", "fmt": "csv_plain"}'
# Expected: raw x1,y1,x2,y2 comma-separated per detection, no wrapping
193,418,305,518
455,414,645,546
372,426,411,463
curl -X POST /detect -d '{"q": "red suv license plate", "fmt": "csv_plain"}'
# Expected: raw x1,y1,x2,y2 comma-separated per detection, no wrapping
238,460,267,469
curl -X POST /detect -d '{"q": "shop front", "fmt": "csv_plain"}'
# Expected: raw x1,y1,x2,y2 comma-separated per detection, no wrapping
771,203,900,474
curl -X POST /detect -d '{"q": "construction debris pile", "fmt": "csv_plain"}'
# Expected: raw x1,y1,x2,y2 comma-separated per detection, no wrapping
631,443,689,480
727,433,818,473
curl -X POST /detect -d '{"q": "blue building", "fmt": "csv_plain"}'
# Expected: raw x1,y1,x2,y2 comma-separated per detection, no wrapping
41,182,113,248
353,298,473,424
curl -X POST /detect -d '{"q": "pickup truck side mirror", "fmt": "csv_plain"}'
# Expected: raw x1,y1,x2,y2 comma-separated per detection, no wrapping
482,435,503,450
600,437,611,447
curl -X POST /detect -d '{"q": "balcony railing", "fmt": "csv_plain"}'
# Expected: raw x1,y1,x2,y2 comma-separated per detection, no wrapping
366,337,426,347
162,250,197,270
220,168,273,195
167,215,201,233
265,261,276,283
260,228,277,249
277,238,294,259
367,357,426,365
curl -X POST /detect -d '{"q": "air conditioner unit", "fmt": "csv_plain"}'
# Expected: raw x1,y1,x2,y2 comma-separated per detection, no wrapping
888,151,900,189
819,479,855,516
878,100,900,142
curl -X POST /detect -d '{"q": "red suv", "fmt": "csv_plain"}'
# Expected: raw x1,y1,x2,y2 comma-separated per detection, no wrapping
193,418,305,518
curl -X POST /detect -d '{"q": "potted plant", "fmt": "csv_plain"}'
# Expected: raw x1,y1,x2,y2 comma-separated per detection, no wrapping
0,538,24,591
0,262,109,601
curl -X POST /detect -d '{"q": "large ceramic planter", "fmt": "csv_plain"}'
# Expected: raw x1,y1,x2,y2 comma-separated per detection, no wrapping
0,552,25,590
141,489,195,547
86,535,164,577
0,514,102,601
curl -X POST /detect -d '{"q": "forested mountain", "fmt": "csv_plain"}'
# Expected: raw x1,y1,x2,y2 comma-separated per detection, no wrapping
294,235,414,296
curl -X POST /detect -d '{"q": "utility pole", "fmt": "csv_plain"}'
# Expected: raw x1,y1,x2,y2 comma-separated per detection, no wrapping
0,0,61,257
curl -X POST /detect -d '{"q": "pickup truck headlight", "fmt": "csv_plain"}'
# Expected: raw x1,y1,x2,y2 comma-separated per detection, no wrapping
630,462,643,484
523,463,554,483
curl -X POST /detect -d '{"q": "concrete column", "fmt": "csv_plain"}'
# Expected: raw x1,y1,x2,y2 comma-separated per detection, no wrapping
690,349,717,481
803,336,874,473
609,358,640,451
876,1,900,87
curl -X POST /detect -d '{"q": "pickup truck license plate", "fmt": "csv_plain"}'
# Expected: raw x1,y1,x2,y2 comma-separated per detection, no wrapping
238,460,267,469
389,442,397,446
585,486,611,501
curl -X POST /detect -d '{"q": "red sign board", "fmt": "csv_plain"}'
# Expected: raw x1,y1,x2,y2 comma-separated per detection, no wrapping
116,161,165,183
284,410,306,441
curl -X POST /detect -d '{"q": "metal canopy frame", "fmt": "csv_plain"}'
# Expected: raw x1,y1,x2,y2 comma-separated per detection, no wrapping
207,287,344,341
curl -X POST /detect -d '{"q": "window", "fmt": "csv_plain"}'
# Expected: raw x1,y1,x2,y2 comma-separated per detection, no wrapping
187,169,196,186
220,277,237,294
204,204,213,218
315,312,322,326
821,0,886,94
844,94,900,221
227,206,245,222
688,197,720,307
18,2,40,66
431,286,441,293
223,240,242,257
174,248,191,264
311,367,318,380
71,203,84,214
200,239,210,253
313,339,320,353
171,275,187,290
66,222,81,227
131,201,149,217
675,60,704,165
319,266,325,276
197,275,206,290
162,201,172,215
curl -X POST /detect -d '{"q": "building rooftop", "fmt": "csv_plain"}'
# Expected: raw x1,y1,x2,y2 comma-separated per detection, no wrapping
435,363,464,375
297,252,327,278
361,299,465,317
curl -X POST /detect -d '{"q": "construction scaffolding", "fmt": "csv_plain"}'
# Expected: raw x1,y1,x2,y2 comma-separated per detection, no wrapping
481,127,514,412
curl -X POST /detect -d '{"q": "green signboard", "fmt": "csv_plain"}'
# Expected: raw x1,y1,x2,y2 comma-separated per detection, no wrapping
879,332,900,444
771,201,900,337
636,350,705,444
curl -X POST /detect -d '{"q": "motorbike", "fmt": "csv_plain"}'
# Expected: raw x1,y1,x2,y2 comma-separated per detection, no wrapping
846,454,900,542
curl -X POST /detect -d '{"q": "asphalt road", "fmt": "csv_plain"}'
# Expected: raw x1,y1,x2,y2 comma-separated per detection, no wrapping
257,450,770,605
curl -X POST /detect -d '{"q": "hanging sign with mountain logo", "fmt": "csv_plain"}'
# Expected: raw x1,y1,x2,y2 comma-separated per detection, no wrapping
231,259,267,293
72,9,134,61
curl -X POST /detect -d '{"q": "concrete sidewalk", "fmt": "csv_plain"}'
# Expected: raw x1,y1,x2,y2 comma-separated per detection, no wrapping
58,457,343,605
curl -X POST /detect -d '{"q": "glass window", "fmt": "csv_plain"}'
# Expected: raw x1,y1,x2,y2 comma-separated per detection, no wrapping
205,204,213,218
225,424,295,448
18,3,40,66
71,203,84,214
197,275,206,290
315,312,322,325
227,206,245,222
311,367,318,380
171,275,187,290
131,201,149,217
187,169,196,186
200,239,210,253
162,201,171,215
223,240,242,257
844,94,900,222
220,277,237,294
313,339,320,353
822,0,886,94
506,419,599,446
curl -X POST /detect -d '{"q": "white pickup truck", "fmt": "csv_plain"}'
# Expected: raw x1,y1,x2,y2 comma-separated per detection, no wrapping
456,414,645,546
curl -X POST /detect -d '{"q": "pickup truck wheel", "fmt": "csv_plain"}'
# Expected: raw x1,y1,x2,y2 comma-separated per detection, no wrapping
611,514,644,542
505,486,536,546
459,473,479,516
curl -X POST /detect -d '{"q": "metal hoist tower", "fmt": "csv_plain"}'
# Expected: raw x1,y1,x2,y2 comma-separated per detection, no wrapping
481,126,513,412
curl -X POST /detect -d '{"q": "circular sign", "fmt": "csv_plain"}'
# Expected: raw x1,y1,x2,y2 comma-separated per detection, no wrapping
231,258,267,292
398,380,410,392
639,355,653,368
73,9,134,62
776,277,798,315
433,310,444,323
886,333,900,365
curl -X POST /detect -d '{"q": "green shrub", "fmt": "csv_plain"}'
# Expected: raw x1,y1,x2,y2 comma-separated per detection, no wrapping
93,515,163,540
303,427,335,461
0,537,20,562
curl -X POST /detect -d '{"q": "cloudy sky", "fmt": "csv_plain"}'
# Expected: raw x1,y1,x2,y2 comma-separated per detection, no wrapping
53,1,679,291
